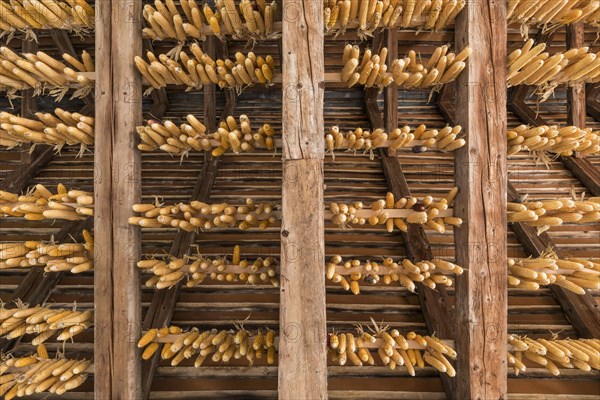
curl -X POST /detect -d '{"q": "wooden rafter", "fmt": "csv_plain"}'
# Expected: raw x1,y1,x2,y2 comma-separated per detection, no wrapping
279,1,327,398
139,36,236,400
454,1,508,398
507,183,600,338
143,39,170,119
368,30,456,399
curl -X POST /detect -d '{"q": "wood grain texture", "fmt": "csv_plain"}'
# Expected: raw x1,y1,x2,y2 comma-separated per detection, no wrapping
94,1,142,398
279,1,327,398
455,1,508,398
281,0,324,160
566,23,586,129
507,183,600,338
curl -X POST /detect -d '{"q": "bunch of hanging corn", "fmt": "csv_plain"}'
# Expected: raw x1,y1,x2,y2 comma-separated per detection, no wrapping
326,255,463,294
507,0,600,28
508,40,600,88
0,230,93,273
326,124,465,155
140,245,279,289
329,189,462,232
129,198,277,231
507,196,600,234
0,303,92,344
143,0,278,41
138,325,278,366
324,0,465,35
508,335,600,376
0,0,94,36
0,184,92,220
135,46,275,91
340,45,470,89
508,254,599,294
328,321,457,376
507,125,599,157
0,109,94,149
0,47,94,96
137,114,275,157
0,349,90,398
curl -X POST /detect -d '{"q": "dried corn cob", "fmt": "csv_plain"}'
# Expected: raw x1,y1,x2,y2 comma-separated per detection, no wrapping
328,188,462,232
138,325,278,366
508,0,600,32
326,256,464,294
507,124,600,157
129,198,277,231
0,184,92,220
0,302,92,343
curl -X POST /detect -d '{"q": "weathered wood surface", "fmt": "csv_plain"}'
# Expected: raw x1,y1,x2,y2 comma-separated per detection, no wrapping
566,23,586,129
279,1,327,399
454,1,508,398
94,1,142,398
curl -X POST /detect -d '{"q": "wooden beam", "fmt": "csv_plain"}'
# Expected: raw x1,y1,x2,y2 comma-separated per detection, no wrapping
94,1,142,398
566,23,586,128
454,1,507,398
143,39,169,119
0,146,55,192
279,1,327,398
139,36,235,400
507,183,600,338
367,42,456,394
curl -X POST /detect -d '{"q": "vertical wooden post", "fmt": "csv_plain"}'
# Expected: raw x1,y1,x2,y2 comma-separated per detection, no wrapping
566,22,586,129
94,1,142,398
454,1,507,399
279,1,327,399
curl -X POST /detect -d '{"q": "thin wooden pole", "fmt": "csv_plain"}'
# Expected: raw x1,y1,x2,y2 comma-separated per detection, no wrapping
94,1,143,398
566,23,586,129
454,1,507,398
279,1,327,399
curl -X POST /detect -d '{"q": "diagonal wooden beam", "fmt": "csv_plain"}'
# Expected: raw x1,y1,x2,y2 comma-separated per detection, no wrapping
140,37,236,400
0,218,92,352
143,39,170,119
507,183,600,338
366,86,457,398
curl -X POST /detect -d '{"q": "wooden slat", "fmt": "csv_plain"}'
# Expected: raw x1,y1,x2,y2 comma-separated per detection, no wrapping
566,23,586,128
454,1,508,398
279,1,327,398
507,183,600,338
94,1,142,398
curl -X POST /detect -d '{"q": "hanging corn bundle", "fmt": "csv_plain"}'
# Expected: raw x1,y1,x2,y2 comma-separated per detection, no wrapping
135,46,275,93
140,245,279,289
507,125,599,157
326,256,463,295
507,40,600,101
142,0,279,42
326,124,465,156
0,0,94,40
137,325,278,366
507,0,600,34
0,184,93,221
129,198,278,231
0,230,93,273
137,114,275,158
328,189,462,232
0,349,90,397
508,252,599,294
508,335,600,376
340,45,470,89
0,47,94,100
327,319,457,376
0,302,92,344
324,0,465,36
0,109,94,151
507,195,600,234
